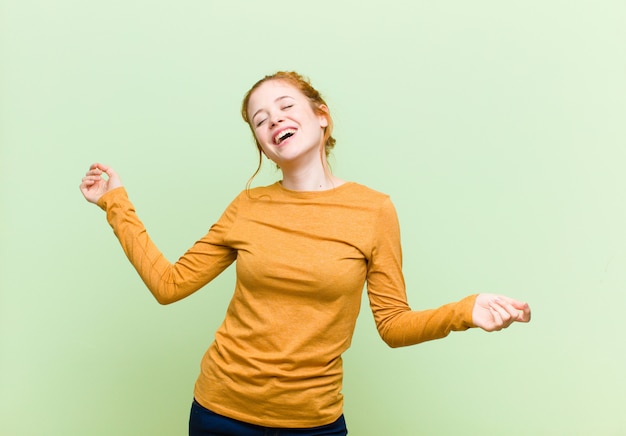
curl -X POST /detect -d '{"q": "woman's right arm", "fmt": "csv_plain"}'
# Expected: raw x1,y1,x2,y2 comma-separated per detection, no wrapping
79,163,237,304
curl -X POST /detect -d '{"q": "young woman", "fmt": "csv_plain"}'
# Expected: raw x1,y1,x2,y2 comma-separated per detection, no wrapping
79,71,531,436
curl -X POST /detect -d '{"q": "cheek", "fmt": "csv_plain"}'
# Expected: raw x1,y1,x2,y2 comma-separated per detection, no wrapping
250,129,268,155
253,127,268,144
257,139,272,157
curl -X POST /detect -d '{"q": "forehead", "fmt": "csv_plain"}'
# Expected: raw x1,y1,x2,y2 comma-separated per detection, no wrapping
248,80,304,112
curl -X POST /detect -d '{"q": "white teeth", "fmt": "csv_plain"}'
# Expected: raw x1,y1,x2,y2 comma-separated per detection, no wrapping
274,129,296,145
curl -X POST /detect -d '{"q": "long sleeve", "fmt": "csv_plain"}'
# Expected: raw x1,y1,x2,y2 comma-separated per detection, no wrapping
92,181,481,428
97,187,238,304
366,197,477,348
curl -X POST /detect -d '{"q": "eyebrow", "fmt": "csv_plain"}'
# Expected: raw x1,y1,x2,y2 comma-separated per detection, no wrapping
251,95,295,121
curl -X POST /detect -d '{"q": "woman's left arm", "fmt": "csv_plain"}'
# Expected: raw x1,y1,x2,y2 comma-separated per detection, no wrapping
366,197,531,347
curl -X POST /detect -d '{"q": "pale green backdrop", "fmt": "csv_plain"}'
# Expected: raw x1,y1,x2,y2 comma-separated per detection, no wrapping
1,0,625,435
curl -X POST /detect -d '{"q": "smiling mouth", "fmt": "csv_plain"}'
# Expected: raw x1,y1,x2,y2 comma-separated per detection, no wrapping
274,129,296,145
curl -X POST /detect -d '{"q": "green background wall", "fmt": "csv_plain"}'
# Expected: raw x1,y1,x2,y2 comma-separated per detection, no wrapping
1,0,625,434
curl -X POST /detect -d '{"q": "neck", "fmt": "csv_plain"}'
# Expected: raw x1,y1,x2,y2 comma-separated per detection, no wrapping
280,163,343,192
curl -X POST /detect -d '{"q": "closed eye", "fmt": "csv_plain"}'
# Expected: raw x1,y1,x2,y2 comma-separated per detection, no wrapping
256,118,267,127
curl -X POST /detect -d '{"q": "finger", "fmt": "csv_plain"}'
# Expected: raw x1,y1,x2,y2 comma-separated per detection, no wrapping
90,163,118,181
88,164,104,174
93,163,112,174
84,169,102,179
488,307,503,331
516,303,531,323
79,180,96,192
493,296,531,323
87,162,112,177
496,298,520,320
81,175,101,184
500,297,531,323
489,299,514,326
100,165,118,180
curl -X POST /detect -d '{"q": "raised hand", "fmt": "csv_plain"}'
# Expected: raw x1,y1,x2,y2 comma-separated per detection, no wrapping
472,294,531,332
79,163,123,204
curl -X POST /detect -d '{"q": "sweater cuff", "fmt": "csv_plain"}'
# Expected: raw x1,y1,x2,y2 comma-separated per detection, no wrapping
96,187,128,211
459,293,479,329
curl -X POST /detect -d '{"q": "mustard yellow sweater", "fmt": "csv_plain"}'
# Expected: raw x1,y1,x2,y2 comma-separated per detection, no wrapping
97,182,477,428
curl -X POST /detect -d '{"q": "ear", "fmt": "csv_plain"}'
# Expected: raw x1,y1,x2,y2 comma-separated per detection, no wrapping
317,104,329,128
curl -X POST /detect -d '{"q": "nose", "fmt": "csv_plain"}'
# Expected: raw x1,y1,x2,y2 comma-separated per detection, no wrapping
269,112,284,127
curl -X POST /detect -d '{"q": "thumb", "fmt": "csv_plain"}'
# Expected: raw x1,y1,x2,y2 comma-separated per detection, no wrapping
95,163,123,190
510,299,531,322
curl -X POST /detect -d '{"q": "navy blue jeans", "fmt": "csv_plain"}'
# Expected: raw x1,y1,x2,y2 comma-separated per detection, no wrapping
189,399,348,436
